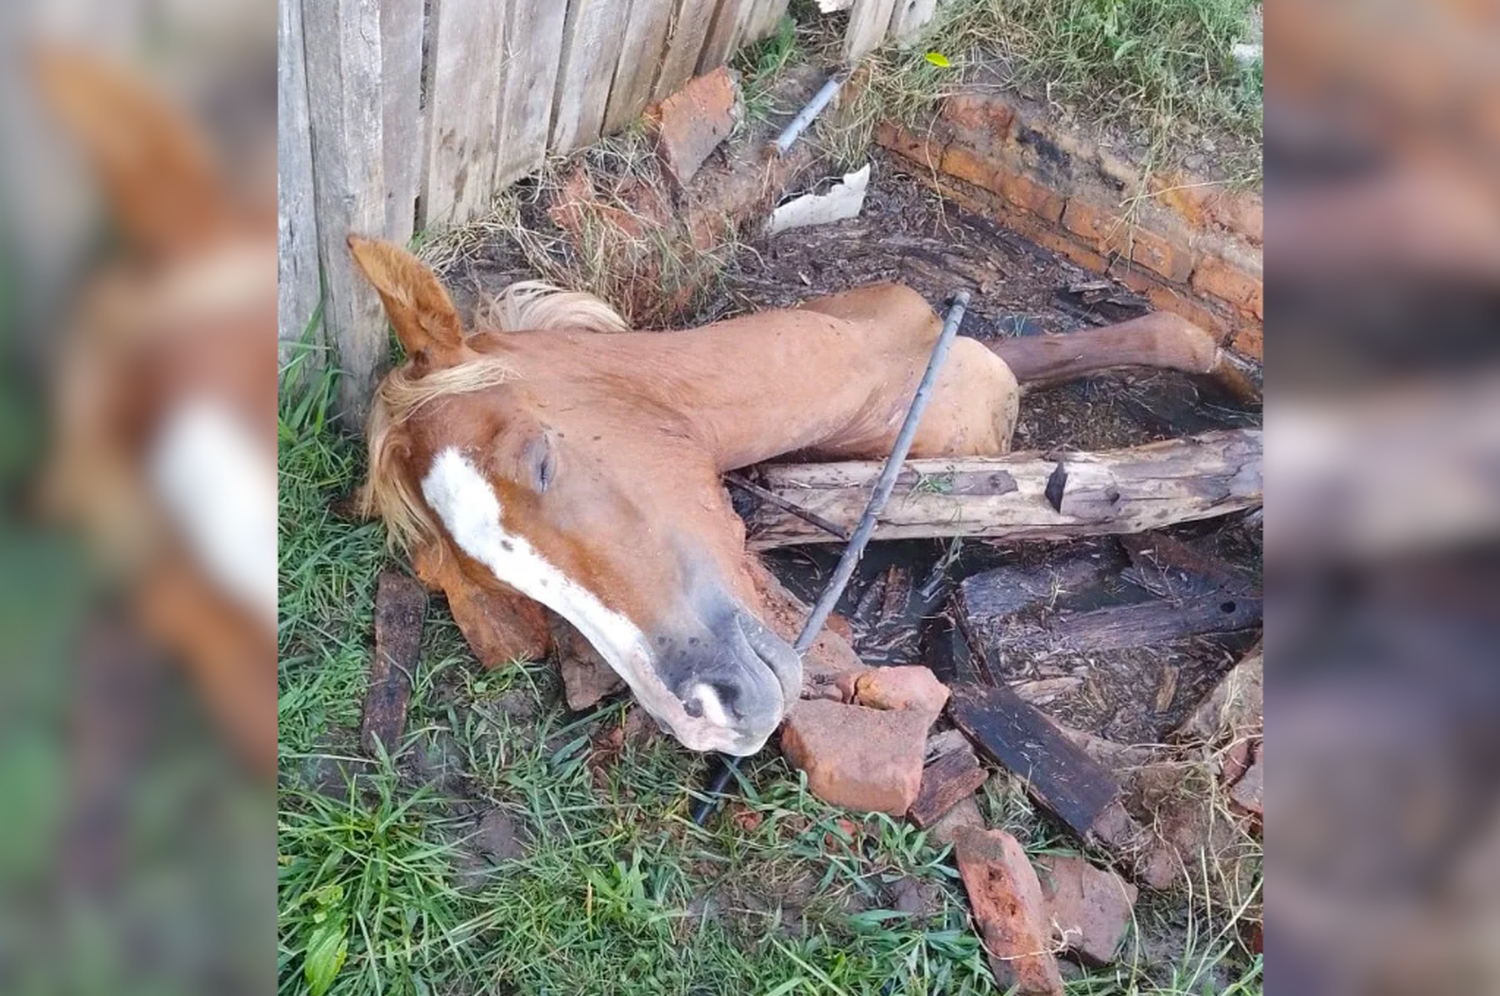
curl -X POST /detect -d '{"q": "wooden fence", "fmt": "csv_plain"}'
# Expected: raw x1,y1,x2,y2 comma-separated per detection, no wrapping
278,0,941,418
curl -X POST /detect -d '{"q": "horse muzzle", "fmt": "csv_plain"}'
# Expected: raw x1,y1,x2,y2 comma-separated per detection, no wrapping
648,606,802,756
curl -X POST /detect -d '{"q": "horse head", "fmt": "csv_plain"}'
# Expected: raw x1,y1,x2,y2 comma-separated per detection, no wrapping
351,238,801,755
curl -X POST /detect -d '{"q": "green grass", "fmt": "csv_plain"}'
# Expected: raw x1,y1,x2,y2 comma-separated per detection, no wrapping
276,359,1261,995
810,0,1262,177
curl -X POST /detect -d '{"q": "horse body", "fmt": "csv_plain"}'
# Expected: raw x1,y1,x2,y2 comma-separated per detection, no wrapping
353,238,1250,757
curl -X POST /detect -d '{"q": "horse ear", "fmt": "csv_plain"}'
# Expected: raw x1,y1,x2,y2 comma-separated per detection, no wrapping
346,236,465,357
28,46,234,257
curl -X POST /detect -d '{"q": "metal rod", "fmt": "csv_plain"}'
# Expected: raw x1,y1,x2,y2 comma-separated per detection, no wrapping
773,72,848,156
691,290,973,824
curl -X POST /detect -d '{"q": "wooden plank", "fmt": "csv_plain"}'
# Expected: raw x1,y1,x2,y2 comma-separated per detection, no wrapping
361,571,428,754
696,0,755,74
1005,594,1263,653
421,0,505,231
742,0,791,45
301,0,388,421
603,0,678,134
957,546,1124,624
1119,531,1260,599
949,683,1121,839
654,0,719,100
909,742,988,828
277,0,322,369
889,0,939,45
549,0,635,154
495,0,569,187
380,0,425,245
843,0,900,61
746,430,1264,549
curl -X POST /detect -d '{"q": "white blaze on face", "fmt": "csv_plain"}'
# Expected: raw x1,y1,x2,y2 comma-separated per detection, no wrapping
147,397,278,631
419,447,759,754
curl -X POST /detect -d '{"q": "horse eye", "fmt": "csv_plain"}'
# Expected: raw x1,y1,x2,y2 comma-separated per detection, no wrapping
536,449,554,493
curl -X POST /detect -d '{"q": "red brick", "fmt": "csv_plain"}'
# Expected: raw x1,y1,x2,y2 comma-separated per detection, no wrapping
1211,190,1263,245
644,66,741,185
954,828,1066,995
854,666,949,722
1036,855,1138,966
780,699,931,815
940,93,1016,148
1192,252,1264,319
995,167,1065,223
1096,148,1143,193
1065,198,1194,282
1231,326,1263,360
939,144,996,192
875,119,945,170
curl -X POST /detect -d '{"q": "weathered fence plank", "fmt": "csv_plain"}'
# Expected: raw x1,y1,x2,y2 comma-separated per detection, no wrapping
844,0,900,61
743,0,791,44
495,0,569,187
654,0,720,100
889,0,939,44
697,0,756,73
301,0,387,420
421,0,505,230
380,0,425,246
550,0,635,153
277,0,322,367
604,0,678,133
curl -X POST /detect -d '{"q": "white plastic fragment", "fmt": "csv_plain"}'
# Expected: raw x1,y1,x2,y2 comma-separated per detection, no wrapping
767,164,871,235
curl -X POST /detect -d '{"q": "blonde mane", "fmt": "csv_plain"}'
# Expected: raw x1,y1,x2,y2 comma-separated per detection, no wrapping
360,280,628,552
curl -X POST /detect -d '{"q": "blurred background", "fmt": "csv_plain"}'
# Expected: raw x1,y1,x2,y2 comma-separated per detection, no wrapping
0,0,1496,992
0,1,273,994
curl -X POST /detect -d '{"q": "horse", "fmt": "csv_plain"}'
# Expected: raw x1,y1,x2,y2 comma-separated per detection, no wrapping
27,47,277,772
351,237,1255,757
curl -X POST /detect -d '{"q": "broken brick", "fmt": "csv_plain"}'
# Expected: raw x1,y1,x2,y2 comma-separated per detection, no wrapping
1062,198,1194,283
875,119,945,170
780,698,931,814
908,741,988,828
1191,251,1264,319
644,65,742,186
940,93,1017,148
1036,854,1138,966
954,828,1066,996
853,665,949,722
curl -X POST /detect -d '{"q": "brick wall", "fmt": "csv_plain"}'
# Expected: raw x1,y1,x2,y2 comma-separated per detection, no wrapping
874,92,1263,359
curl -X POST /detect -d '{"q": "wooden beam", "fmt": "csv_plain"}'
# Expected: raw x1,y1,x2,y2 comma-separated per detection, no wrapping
550,0,635,153
744,430,1262,549
604,0,678,134
360,572,427,754
948,683,1121,840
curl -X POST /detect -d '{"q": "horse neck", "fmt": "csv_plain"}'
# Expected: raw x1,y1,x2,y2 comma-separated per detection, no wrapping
636,311,931,470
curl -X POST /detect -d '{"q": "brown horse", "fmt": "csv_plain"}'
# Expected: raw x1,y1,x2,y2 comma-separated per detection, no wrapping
352,237,1253,756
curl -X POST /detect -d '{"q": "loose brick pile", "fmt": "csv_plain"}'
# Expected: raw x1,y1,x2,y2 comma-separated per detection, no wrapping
875,91,1264,359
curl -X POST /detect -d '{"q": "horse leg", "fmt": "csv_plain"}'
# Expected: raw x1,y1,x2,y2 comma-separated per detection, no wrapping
988,312,1261,402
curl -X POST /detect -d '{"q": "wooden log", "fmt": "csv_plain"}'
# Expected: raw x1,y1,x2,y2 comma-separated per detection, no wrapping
1119,531,1259,599
949,683,1121,840
957,545,1124,624
1005,594,1262,653
909,741,988,828
302,0,388,421
277,0,322,371
744,430,1262,549
361,572,427,754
